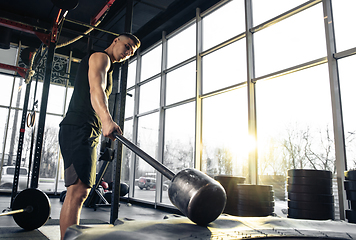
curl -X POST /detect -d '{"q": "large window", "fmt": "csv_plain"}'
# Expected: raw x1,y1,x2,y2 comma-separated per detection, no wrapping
254,4,326,77
202,88,248,177
256,64,334,174
338,55,356,170
202,39,246,94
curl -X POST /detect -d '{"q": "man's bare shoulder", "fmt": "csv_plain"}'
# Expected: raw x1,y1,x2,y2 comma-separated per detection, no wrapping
89,52,111,71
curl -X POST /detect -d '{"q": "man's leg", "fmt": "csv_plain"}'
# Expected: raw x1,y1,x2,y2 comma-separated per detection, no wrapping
60,179,90,240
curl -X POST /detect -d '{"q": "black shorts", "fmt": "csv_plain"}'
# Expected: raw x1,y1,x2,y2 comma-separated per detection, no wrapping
59,124,101,187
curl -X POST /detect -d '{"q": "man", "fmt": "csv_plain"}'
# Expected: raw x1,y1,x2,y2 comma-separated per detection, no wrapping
58,33,140,240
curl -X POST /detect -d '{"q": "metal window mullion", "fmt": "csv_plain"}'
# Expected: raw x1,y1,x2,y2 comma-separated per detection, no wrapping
129,49,141,198
245,0,258,184
194,8,203,171
322,0,347,220
156,31,167,204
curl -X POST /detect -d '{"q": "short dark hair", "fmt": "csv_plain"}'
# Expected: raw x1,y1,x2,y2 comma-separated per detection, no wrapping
119,32,141,50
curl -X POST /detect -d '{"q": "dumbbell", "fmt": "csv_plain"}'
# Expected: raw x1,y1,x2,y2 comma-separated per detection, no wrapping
0,188,51,230
113,132,226,226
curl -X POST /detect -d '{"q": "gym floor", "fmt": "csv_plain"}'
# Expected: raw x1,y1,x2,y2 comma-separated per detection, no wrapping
1,193,356,240
0,193,175,240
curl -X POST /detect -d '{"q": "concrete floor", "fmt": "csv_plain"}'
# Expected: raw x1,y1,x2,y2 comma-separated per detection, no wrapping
2,192,355,240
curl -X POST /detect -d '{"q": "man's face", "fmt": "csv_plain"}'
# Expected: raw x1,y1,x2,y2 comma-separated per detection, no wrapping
113,36,136,62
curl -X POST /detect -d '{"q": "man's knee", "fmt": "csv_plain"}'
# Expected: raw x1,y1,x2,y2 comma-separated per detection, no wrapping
67,181,90,203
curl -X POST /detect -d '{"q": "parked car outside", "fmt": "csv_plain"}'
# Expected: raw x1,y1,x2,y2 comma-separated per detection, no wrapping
138,177,156,190
138,176,170,190
0,166,29,190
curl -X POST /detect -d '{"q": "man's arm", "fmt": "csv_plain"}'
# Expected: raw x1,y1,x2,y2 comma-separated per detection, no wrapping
88,52,122,140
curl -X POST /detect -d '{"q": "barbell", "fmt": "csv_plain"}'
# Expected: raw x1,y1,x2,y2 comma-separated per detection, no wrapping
113,132,227,226
0,188,51,230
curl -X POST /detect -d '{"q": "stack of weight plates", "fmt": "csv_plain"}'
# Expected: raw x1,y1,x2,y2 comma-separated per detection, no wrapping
345,170,356,223
234,184,274,217
214,175,245,215
287,169,334,220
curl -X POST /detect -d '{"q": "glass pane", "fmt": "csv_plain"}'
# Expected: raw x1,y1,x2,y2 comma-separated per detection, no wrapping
162,102,195,204
125,89,135,118
202,39,246,94
166,61,196,105
1,109,34,191
202,87,248,178
11,77,26,108
134,113,159,202
47,84,65,115
64,87,73,114
256,64,334,175
139,78,160,114
0,75,14,106
38,114,62,193
122,119,133,186
202,0,245,51
338,55,356,170
127,60,137,88
167,23,196,68
0,46,18,75
332,0,356,53
254,4,326,77
141,45,162,81
252,0,307,26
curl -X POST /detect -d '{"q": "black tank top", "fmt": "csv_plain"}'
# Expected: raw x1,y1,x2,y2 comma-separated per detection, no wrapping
60,51,113,130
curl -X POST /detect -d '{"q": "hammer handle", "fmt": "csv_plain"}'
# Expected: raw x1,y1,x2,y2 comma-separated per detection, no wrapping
113,132,175,180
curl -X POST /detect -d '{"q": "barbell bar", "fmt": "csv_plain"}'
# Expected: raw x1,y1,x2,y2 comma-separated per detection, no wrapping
113,132,227,226
0,188,51,230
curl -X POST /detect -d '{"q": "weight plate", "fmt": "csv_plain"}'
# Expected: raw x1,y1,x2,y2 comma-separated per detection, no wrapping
12,188,51,230
214,175,246,184
345,170,356,181
346,190,356,201
288,169,332,179
287,176,332,186
345,210,356,223
238,208,274,217
237,199,275,208
235,191,275,202
59,190,67,202
288,208,334,220
236,184,273,193
287,184,332,194
288,200,334,212
51,0,79,10
288,192,334,203
350,201,356,210
344,180,356,191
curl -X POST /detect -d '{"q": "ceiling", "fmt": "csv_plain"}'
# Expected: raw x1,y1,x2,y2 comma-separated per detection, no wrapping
0,0,221,59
